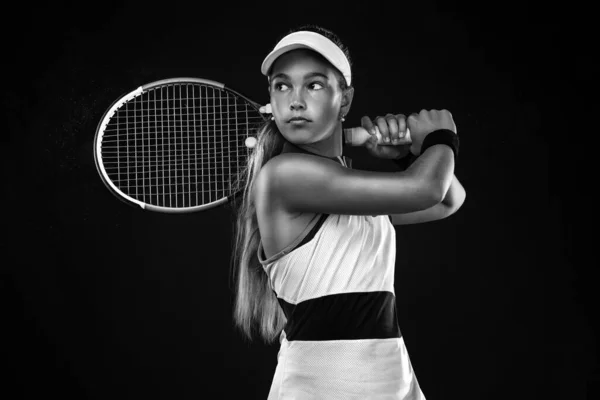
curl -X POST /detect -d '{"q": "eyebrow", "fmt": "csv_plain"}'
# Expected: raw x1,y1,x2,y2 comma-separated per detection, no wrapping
270,72,329,81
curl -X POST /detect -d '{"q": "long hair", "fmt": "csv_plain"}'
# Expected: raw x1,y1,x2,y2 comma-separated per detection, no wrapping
229,25,353,344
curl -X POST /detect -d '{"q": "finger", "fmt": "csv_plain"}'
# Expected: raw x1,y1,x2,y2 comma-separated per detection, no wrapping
407,112,419,131
361,115,377,136
366,135,376,149
385,114,399,143
375,116,390,143
441,109,457,133
396,114,406,139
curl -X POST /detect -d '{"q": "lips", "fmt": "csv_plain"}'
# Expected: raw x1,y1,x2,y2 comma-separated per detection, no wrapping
288,117,311,123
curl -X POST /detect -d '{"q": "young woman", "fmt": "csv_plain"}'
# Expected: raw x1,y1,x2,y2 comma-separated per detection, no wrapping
230,25,465,399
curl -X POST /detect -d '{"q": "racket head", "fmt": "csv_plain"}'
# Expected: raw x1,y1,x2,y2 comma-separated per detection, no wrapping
93,77,268,213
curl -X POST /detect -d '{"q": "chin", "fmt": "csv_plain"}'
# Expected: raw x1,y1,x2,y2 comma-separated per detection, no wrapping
285,137,314,145
282,130,317,144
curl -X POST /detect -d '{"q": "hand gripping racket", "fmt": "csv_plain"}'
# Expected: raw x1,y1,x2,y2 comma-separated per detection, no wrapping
93,77,411,213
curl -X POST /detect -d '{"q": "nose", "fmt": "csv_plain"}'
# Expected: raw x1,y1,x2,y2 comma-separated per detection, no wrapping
289,89,306,111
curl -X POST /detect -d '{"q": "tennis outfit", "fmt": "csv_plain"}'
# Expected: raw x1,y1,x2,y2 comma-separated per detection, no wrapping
257,146,426,399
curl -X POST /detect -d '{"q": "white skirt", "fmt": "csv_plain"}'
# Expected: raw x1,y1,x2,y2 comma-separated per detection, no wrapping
267,331,426,400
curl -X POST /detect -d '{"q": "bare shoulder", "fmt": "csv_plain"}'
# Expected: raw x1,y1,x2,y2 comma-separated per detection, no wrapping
253,153,328,206
262,152,342,181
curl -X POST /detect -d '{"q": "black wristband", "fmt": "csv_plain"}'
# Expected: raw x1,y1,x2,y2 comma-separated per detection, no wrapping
420,129,459,160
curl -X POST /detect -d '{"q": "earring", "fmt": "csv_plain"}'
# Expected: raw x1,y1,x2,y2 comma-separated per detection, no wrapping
341,116,346,122
271,116,275,121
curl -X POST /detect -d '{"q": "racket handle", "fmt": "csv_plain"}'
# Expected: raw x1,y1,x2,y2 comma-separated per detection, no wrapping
344,126,412,147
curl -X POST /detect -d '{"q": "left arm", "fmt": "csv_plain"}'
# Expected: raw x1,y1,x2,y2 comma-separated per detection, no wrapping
389,153,466,225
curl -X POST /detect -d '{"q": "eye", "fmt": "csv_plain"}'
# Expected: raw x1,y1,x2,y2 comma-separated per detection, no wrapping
274,82,289,91
309,82,324,90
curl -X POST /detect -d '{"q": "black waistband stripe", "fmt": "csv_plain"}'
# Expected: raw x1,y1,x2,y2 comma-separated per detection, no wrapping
276,291,401,341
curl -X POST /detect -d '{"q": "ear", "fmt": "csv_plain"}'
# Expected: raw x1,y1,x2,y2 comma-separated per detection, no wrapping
340,86,354,118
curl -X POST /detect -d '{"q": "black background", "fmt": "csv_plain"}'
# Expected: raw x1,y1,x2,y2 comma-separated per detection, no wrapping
3,1,598,399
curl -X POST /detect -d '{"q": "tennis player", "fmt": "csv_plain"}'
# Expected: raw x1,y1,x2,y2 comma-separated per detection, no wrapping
230,25,466,399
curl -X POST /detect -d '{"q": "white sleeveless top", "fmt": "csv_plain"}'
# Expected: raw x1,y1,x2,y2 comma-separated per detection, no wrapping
257,154,426,400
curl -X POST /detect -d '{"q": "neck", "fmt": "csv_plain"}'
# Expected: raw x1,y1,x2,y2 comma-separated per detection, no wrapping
284,122,343,159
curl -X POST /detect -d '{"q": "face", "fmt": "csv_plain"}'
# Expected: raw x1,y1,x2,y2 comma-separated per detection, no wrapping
269,49,351,148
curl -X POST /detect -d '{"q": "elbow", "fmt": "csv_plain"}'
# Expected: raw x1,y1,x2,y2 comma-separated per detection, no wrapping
437,179,467,208
414,177,445,208
447,190,467,214
429,183,446,206
452,185,467,209
425,186,445,209
413,174,451,209
458,191,467,210
431,191,445,207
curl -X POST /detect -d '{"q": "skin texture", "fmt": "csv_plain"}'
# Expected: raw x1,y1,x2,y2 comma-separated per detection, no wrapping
268,49,354,158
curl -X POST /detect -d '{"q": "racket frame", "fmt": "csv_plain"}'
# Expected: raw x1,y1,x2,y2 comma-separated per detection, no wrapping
93,77,266,213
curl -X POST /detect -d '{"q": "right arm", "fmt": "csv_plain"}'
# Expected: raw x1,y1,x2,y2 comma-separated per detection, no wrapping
256,145,454,216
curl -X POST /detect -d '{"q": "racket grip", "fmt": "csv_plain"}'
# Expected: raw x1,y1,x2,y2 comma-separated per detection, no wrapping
343,126,412,147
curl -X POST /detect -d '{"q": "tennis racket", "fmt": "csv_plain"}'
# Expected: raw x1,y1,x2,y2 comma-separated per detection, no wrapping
93,77,412,213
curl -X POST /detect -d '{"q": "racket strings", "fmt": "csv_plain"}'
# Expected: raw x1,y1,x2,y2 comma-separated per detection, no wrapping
100,82,265,209
111,96,250,105
100,150,248,159
100,136,256,145
102,160,247,170
103,117,265,129
101,158,250,170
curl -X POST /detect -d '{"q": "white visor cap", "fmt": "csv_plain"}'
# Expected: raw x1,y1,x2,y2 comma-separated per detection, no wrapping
261,31,351,87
